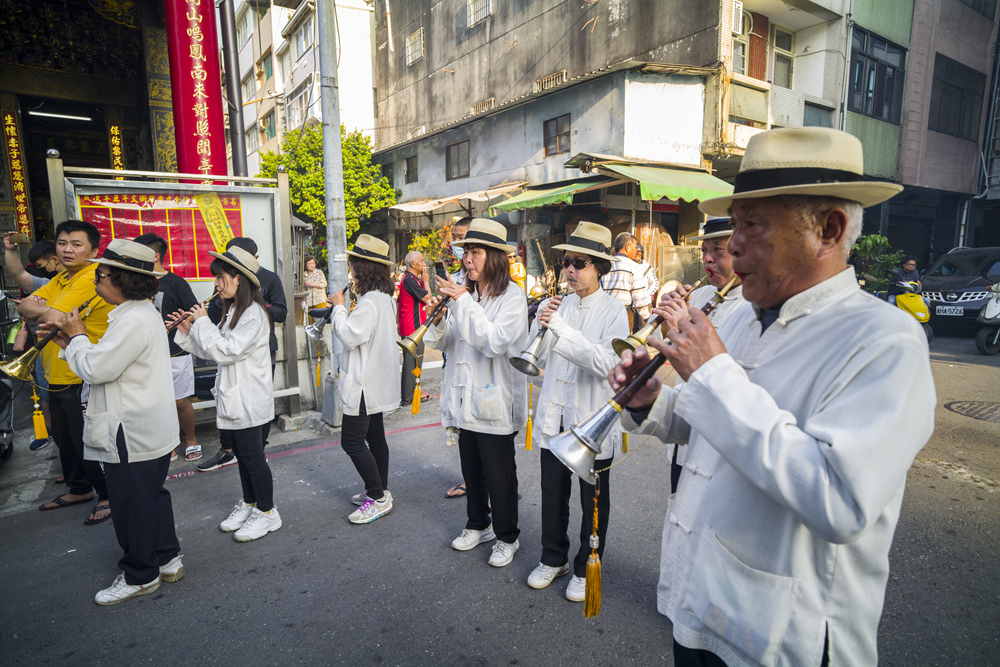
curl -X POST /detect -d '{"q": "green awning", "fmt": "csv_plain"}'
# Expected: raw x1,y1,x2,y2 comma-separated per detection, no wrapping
491,176,612,214
599,164,733,202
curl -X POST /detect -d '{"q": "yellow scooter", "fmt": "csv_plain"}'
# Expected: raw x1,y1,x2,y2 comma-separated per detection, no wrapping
890,281,933,343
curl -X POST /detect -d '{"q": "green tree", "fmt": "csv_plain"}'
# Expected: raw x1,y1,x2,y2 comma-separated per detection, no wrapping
258,124,396,265
851,234,905,294
408,220,460,273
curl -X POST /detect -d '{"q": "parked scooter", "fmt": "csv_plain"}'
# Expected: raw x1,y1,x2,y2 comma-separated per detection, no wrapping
975,280,1000,355
888,281,933,343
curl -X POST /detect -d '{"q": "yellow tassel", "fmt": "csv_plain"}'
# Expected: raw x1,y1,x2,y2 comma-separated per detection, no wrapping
31,386,47,440
621,432,629,454
315,359,322,387
525,383,533,451
584,485,602,618
411,366,422,415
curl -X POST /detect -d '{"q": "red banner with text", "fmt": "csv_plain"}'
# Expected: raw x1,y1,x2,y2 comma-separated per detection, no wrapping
78,193,244,280
164,0,227,178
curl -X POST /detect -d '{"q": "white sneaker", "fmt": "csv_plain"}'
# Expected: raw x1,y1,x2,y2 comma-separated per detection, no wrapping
351,492,369,506
565,575,586,602
219,500,254,532
348,492,393,524
159,555,185,583
527,562,570,589
488,539,519,567
451,525,496,551
234,507,282,542
94,572,160,606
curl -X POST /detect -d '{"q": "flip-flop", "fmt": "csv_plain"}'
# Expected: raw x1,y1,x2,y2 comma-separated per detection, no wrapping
445,483,466,499
39,494,94,511
84,502,112,526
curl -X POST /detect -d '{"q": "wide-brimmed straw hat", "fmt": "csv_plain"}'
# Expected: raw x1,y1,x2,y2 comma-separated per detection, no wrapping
688,217,732,242
208,246,261,287
347,234,392,266
552,221,618,262
451,218,516,255
700,127,904,217
89,239,165,277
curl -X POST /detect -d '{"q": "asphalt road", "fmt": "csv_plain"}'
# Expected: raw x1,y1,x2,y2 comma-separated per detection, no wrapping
0,335,997,666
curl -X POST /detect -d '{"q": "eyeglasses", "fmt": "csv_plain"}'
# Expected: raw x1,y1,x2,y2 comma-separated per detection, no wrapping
559,257,593,271
94,270,111,283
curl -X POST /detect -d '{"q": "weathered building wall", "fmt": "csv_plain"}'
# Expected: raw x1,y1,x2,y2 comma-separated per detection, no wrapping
622,73,705,167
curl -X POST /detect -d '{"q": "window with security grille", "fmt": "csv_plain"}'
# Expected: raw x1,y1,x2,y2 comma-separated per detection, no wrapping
262,111,276,141
294,16,314,62
446,140,469,180
246,125,259,154
468,0,494,27
405,155,418,183
406,28,424,66
929,54,986,141
848,27,906,124
771,26,793,88
543,114,570,156
732,10,751,75
242,76,256,104
237,12,251,48
287,83,310,130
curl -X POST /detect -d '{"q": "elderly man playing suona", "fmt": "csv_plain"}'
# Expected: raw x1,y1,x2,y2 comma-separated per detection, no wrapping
609,127,935,667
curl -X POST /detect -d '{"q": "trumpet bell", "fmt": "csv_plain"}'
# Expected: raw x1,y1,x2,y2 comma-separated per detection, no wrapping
509,353,541,377
611,336,638,357
1,347,39,382
304,322,326,340
397,336,420,357
545,402,624,485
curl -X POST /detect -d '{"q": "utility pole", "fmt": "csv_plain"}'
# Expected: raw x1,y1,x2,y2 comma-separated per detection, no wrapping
317,0,347,426
219,0,248,177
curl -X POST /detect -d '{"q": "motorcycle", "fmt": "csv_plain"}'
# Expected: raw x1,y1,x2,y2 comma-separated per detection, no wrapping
975,279,1000,355
887,281,933,343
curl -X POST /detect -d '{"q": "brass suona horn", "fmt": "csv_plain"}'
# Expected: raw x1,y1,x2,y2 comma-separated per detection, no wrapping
398,295,451,358
548,276,740,483
611,277,706,357
305,305,334,341
511,285,571,376
2,296,96,382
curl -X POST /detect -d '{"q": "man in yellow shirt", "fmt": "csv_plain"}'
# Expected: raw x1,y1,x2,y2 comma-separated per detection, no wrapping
19,220,114,524
508,250,526,291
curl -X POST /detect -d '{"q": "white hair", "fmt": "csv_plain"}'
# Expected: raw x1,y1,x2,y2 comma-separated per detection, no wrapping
404,250,423,267
778,195,864,259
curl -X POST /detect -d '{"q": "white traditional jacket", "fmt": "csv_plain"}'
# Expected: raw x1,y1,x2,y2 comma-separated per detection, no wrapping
428,284,528,435
330,291,400,416
532,289,629,459
176,303,274,430
64,299,178,463
623,268,935,667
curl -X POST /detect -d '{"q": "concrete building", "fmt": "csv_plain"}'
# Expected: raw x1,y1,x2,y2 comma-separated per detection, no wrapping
227,0,376,176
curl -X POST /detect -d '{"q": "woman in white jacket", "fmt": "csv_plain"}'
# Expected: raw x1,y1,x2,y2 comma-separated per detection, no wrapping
171,246,279,543
329,235,401,524
522,222,629,602
431,218,528,568
48,240,182,605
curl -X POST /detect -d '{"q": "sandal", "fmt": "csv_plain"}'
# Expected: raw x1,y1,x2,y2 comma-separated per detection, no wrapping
39,493,94,511
185,445,203,462
84,502,112,526
170,450,178,462
445,483,466,499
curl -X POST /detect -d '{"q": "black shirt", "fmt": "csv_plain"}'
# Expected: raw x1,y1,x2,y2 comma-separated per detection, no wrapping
154,271,198,357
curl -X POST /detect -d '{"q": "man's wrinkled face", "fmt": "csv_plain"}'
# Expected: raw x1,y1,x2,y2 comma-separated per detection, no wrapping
701,237,735,289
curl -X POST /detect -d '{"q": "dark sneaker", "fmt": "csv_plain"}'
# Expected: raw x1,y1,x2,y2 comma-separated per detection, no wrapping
29,438,50,451
197,449,237,472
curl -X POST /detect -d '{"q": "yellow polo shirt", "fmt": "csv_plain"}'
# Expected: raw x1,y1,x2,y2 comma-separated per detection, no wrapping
32,264,114,385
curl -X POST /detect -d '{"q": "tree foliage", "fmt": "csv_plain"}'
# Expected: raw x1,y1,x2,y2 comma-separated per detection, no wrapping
408,220,460,273
258,124,396,266
851,234,905,294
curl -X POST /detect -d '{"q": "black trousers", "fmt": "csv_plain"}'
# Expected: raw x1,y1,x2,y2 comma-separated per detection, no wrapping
539,448,612,577
49,383,107,500
104,428,179,586
340,395,389,499
400,341,423,404
223,425,274,512
459,429,519,544
672,632,830,666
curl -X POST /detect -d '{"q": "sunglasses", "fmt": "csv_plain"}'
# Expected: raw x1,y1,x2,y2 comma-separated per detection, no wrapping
559,257,593,271
94,270,111,283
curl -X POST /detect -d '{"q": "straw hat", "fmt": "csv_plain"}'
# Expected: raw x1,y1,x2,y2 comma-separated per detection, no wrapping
552,221,618,262
347,234,392,266
700,127,904,217
208,246,261,287
687,217,732,242
89,239,165,277
451,218,516,254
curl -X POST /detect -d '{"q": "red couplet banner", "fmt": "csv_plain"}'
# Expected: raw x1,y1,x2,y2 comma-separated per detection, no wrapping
78,193,244,280
164,0,228,178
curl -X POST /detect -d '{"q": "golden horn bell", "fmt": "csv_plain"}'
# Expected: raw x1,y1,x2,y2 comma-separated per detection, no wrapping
397,325,428,358
1,346,40,382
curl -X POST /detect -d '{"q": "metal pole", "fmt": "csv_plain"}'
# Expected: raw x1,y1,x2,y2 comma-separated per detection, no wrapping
219,0,248,177
318,0,347,427
45,150,68,224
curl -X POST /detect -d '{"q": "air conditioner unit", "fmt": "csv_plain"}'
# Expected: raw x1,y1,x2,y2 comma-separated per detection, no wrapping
733,0,744,35
259,119,269,131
